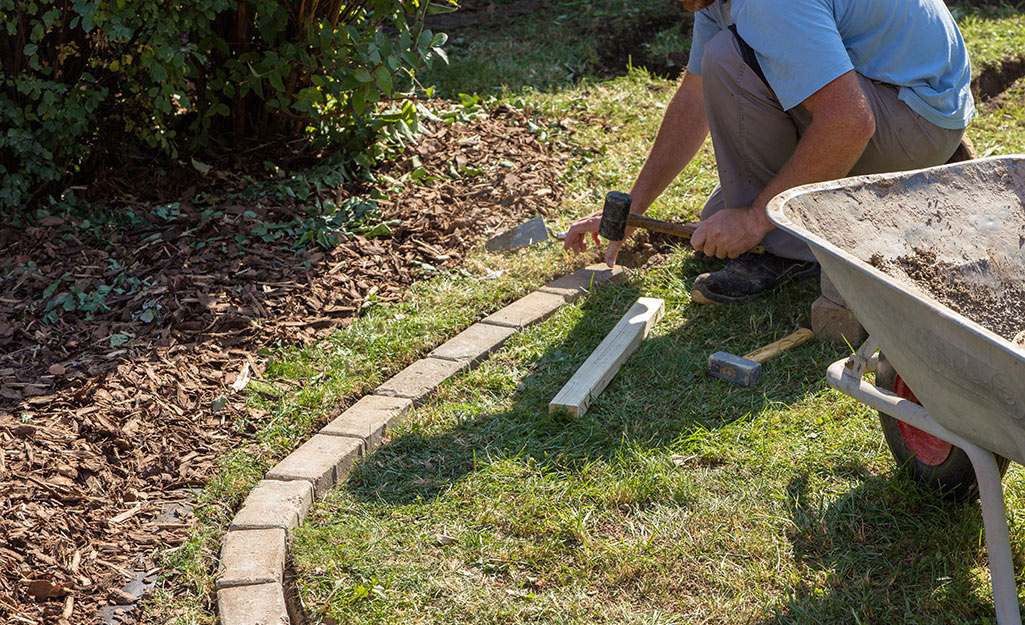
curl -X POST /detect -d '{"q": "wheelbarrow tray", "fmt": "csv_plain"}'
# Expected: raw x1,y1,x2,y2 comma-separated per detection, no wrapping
767,155,1025,465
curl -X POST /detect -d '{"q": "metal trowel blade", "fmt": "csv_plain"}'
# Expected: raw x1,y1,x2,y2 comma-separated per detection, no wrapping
485,215,550,252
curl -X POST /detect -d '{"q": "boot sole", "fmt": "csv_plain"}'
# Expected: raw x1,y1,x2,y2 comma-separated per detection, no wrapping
690,285,762,305
690,264,821,306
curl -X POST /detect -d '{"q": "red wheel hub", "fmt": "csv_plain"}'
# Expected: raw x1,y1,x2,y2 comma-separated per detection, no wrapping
893,374,953,466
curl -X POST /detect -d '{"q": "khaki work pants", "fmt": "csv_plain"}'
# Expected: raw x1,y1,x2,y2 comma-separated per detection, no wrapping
699,29,965,261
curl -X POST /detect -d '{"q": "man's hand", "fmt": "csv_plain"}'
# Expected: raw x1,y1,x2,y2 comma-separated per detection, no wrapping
562,209,602,255
563,209,634,268
690,71,874,261
690,207,773,259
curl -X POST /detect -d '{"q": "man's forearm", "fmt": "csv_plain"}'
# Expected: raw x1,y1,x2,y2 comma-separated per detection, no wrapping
629,72,709,213
754,119,871,211
750,73,876,225
690,71,876,259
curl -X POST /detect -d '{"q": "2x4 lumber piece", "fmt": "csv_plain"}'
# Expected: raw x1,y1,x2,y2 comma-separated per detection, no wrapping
549,297,665,417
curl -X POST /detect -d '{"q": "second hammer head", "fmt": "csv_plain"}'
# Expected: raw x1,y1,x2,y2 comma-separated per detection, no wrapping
708,351,762,386
598,191,633,241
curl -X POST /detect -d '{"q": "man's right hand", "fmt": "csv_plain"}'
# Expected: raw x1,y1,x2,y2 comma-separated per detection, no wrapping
562,209,628,268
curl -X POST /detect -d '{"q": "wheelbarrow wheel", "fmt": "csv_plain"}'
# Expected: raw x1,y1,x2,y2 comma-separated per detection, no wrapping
876,352,1009,503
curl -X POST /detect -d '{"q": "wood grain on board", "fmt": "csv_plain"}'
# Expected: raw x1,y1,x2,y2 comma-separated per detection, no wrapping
549,297,665,417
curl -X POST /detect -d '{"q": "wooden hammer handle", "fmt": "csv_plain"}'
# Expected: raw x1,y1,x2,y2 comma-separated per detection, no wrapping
743,328,814,364
624,214,766,255
625,214,698,239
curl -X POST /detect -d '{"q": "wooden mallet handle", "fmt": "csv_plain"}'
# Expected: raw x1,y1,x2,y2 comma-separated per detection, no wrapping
600,192,765,254
627,213,766,255
624,214,698,239
743,328,815,364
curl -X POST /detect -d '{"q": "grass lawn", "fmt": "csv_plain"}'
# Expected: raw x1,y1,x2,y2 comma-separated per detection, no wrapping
157,1,1025,623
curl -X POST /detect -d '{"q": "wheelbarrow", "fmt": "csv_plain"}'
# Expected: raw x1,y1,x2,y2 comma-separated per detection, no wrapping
767,155,1025,625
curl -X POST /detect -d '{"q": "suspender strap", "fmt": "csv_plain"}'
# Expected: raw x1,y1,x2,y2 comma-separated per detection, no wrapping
728,24,770,89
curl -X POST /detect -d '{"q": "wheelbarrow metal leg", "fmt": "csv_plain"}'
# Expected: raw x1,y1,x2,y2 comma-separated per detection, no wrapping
827,351,1023,625
964,444,1020,625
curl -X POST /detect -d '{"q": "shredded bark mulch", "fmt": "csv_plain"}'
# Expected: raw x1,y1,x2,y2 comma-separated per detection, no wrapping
0,104,570,624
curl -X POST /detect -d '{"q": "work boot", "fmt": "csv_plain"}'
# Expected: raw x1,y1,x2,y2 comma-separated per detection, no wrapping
691,252,819,305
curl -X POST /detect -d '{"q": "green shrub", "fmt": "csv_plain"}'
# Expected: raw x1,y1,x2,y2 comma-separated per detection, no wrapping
0,0,454,211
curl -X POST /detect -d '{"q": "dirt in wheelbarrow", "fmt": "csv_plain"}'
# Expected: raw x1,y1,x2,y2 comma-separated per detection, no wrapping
870,249,1025,345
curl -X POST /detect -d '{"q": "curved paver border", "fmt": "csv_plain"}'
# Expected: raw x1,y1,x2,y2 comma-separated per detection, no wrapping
214,263,624,624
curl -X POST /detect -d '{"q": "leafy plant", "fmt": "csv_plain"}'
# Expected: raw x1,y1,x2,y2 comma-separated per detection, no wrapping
152,202,182,222
42,282,112,324
1,0,457,211
245,195,389,251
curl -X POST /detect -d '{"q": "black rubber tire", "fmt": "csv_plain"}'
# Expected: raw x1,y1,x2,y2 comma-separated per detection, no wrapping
876,351,1009,503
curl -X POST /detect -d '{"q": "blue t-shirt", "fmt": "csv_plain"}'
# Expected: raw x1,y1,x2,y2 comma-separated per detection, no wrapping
687,0,974,129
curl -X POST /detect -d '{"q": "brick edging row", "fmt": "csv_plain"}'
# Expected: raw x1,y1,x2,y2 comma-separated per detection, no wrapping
214,263,625,624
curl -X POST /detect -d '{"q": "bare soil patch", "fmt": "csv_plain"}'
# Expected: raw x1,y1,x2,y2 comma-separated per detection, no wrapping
974,54,1025,109
0,104,569,624
978,72,1025,113
592,6,693,79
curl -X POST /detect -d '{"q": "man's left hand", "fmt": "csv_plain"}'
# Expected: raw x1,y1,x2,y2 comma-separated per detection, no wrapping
690,207,773,259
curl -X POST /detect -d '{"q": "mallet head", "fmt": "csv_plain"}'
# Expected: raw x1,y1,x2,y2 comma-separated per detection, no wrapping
708,351,762,387
598,191,633,241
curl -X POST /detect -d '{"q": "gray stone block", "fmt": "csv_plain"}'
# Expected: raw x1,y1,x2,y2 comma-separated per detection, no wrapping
229,479,313,531
217,582,289,625
811,296,868,346
429,322,517,364
374,357,469,405
321,394,412,449
540,263,626,301
820,271,847,307
217,529,286,589
265,434,362,497
480,290,568,329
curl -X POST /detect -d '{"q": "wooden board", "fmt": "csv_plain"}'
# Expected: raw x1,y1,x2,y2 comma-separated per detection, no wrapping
549,297,665,417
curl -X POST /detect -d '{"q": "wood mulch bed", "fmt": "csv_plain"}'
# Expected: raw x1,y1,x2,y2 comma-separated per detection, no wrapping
0,104,570,624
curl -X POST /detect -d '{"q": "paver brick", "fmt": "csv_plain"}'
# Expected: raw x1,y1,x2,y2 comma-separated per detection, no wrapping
265,434,362,497
229,479,313,531
820,271,847,306
217,582,289,625
811,296,868,346
217,528,286,589
429,322,517,364
374,357,468,405
480,290,567,329
540,263,626,301
321,394,412,449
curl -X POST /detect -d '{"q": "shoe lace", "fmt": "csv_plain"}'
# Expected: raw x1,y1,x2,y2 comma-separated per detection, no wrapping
728,252,767,271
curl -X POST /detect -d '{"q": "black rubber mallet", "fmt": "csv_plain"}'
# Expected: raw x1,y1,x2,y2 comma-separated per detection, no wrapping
597,191,765,253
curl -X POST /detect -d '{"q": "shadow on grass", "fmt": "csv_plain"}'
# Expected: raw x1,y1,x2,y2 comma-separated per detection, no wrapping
754,470,1003,623
329,255,1018,622
421,0,1025,105
420,0,694,99
344,255,836,507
